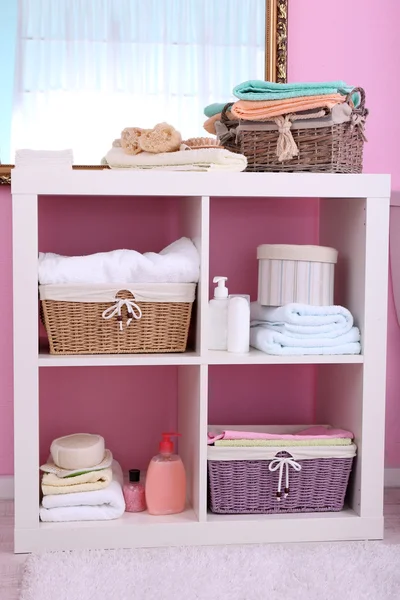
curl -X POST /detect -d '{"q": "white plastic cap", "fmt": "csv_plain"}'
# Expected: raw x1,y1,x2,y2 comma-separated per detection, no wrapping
213,276,228,299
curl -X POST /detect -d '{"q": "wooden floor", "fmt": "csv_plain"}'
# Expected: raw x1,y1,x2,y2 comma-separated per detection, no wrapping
1,490,400,600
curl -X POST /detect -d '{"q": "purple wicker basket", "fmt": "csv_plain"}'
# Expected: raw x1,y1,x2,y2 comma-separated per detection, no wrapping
208,451,354,514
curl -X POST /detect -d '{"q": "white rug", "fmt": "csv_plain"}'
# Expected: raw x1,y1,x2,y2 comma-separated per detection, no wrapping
20,542,400,600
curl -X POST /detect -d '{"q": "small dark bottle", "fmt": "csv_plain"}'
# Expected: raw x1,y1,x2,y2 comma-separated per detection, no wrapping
123,469,146,513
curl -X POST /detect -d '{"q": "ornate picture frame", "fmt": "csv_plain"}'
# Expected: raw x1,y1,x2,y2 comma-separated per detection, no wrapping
0,0,288,185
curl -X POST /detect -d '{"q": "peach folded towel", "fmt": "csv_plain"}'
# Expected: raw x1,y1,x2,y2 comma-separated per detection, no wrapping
230,94,346,121
204,110,236,135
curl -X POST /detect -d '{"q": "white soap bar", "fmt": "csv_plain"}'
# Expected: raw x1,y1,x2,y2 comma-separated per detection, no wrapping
50,433,105,470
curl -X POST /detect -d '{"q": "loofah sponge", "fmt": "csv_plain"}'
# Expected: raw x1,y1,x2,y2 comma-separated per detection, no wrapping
121,127,150,155
139,122,182,154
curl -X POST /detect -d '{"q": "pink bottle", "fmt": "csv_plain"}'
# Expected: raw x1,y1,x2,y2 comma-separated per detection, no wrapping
145,433,186,516
123,469,146,513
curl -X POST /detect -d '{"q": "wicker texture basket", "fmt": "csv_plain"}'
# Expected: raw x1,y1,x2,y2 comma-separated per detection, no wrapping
208,452,354,514
41,288,194,355
219,88,367,173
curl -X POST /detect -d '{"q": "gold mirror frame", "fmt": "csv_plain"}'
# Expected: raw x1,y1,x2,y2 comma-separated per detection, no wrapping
0,0,288,185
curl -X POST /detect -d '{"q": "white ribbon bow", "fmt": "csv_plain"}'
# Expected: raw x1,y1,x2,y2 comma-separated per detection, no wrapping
268,455,302,501
102,297,142,331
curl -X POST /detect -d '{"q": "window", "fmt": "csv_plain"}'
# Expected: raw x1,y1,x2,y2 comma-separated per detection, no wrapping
4,0,265,163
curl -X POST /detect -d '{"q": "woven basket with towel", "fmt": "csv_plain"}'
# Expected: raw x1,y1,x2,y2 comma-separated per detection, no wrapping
216,87,368,173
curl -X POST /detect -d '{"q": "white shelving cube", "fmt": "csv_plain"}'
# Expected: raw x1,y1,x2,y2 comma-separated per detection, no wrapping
12,171,390,552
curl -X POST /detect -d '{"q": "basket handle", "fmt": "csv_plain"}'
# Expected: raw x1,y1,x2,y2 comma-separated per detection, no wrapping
221,102,235,124
345,87,366,110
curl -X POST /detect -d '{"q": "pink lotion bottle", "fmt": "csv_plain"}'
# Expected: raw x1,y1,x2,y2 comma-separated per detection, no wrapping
145,433,186,515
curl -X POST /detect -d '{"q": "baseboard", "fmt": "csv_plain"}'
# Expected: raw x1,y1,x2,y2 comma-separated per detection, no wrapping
384,468,400,488
0,470,399,501
0,475,14,499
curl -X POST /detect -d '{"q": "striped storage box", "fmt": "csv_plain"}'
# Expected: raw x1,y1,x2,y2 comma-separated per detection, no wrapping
257,244,338,307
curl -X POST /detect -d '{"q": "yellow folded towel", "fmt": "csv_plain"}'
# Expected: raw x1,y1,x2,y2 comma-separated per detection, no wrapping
230,94,345,121
41,467,113,496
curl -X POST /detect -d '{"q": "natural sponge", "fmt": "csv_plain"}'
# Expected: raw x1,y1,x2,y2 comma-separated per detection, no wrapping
121,127,149,155
139,122,182,154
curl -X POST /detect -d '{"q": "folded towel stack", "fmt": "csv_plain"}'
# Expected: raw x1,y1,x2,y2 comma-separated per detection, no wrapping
15,149,74,170
39,433,125,522
103,146,247,172
250,302,361,356
208,425,354,446
203,80,357,161
103,118,247,172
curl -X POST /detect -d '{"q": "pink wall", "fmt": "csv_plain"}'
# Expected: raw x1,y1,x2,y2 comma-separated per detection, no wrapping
1,0,400,473
288,0,400,465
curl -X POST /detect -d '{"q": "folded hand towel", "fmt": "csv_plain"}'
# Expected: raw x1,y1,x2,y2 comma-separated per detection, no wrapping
214,438,352,447
232,80,353,101
204,102,229,118
41,467,112,496
104,146,247,172
38,237,200,285
208,426,353,445
40,449,113,478
231,95,346,122
15,149,73,169
250,303,354,338
39,461,125,522
250,324,361,355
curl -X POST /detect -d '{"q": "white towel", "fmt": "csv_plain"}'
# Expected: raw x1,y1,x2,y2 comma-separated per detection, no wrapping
38,237,200,285
250,324,361,355
250,302,354,338
39,461,125,522
15,149,73,169
104,146,247,172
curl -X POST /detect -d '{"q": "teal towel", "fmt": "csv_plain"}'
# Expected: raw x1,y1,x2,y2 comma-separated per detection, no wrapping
233,80,353,101
204,102,229,118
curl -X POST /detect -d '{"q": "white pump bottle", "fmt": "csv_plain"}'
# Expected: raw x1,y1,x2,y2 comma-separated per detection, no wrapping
208,276,229,350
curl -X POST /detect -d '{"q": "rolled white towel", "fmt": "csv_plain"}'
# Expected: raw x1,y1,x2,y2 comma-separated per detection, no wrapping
250,302,354,338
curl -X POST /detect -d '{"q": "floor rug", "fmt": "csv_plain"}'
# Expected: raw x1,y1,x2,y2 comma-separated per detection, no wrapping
20,541,400,600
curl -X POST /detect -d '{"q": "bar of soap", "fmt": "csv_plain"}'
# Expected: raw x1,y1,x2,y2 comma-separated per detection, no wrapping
50,433,105,470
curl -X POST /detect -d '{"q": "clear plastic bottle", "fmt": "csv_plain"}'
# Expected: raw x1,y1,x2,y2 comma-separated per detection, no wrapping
227,295,250,353
145,433,186,516
208,276,229,350
123,469,146,513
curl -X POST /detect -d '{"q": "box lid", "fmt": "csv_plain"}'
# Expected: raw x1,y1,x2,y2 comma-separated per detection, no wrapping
257,244,338,264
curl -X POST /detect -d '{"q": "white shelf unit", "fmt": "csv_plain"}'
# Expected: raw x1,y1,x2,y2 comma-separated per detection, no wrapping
12,171,390,553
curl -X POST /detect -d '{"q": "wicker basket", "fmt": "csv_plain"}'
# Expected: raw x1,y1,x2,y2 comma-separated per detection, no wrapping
40,283,195,355
218,87,367,173
208,445,355,514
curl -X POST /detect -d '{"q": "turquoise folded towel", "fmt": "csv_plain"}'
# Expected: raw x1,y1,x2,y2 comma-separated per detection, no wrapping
233,80,354,101
204,102,229,118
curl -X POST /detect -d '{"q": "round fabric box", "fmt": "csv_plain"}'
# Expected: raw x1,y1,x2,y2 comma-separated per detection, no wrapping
257,244,338,307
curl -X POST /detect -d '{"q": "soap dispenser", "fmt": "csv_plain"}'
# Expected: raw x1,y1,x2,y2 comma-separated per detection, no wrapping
145,432,186,515
208,276,229,350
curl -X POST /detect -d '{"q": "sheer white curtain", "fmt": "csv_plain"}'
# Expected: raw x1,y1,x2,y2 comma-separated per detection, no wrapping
11,0,265,163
